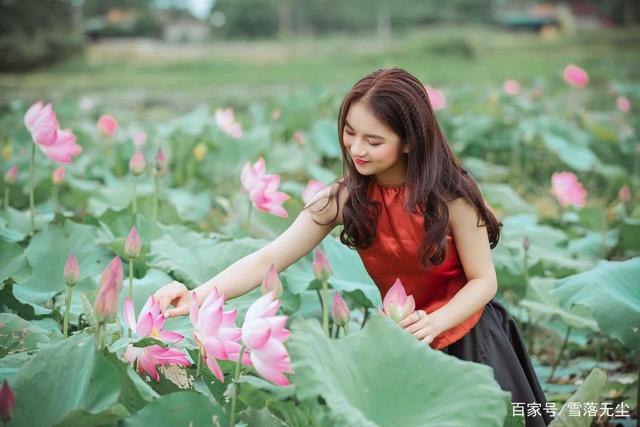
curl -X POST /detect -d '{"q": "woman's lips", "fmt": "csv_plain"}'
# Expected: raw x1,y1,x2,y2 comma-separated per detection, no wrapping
355,159,369,165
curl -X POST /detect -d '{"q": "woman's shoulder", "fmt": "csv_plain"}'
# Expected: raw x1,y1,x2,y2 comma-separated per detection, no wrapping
304,179,349,226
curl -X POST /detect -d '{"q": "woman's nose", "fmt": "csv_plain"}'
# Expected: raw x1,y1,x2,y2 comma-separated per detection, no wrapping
351,140,367,157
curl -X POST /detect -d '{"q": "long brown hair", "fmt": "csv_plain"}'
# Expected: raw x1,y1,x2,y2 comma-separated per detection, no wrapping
305,67,501,268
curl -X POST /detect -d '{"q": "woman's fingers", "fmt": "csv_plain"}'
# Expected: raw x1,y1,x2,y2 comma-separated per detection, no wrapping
164,300,189,317
155,281,187,312
398,311,421,328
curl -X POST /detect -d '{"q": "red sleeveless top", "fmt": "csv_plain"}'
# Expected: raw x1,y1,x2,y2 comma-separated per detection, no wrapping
355,180,484,349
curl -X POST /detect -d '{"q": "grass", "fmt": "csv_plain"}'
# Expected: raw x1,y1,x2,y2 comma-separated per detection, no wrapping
0,24,638,107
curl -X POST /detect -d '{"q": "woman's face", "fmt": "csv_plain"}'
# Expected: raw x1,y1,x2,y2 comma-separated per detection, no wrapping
342,101,409,186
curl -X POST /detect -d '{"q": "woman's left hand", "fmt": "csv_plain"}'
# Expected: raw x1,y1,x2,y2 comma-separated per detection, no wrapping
398,310,444,345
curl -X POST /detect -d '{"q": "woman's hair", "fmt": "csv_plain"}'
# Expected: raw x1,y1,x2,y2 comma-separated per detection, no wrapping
304,67,502,268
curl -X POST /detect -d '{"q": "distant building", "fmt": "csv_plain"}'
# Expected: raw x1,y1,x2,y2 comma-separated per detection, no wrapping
162,16,211,42
495,2,612,33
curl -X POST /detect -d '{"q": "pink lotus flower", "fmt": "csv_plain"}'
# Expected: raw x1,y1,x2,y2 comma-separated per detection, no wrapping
293,130,305,145
260,263,283,298
249,176,290,218
133,131,147,147
312,248,332,282
241,291,293,386
123,344,190,381
381,278,415,322
129,150,145,176
271,109,281,121
24,101,59,146
215,108,242,139
190,288,251,382
43,129,82,164
563,64,589,88
52,167,65,185
302,180,327,204
94,256,123,321
24,101,81,164
124,226,141,259
502,79,520,96
331,292,350,327
551,172,587,208
64,253,80,287
0,380,15,424
240,157,267,192
617,96,631,113
4,166,17,184
97,115,118,137
424,85,447,110
154,148,168,176
619,185,631,202
124,295,183,343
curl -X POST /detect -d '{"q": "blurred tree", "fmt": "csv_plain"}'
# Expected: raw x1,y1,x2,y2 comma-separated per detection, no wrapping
0,0,85,71
211,0,497,40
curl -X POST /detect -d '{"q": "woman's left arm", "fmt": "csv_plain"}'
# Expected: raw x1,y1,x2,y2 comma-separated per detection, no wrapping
402,197,498,343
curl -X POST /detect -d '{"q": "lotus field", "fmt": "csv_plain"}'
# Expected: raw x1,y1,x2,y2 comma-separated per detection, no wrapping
0,63,639,426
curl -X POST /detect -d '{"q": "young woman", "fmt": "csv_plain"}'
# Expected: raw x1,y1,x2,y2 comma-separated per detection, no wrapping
154,67,551,426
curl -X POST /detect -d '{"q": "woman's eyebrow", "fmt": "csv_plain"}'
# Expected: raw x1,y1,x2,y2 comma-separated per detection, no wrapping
345,120,385,140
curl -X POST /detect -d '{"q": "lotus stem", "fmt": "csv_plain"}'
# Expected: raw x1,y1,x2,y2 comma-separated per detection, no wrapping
548,325,571,382
132,178,137,214
3,186,9,209
321,279,329,337
636,359,639,427
245,199,252,231
128,258,134,337
52,185,59,214
29,143,35,234
63,285,74,338
96,322,105,350
196,349,202,378
229,345,245,427
523,241,534,352
152,174,159,239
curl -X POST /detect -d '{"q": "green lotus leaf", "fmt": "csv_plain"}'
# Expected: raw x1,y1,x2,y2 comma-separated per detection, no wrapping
287,316,510,427
551,258,640,351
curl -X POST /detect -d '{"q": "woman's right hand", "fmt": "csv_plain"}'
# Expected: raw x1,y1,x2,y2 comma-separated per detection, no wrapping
154,281,192,317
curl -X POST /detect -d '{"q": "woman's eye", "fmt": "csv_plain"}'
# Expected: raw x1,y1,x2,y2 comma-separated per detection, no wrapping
369,142,381,146
345,130,354,136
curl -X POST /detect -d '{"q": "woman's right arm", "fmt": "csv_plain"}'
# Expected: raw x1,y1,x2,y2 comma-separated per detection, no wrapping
156,182,346,316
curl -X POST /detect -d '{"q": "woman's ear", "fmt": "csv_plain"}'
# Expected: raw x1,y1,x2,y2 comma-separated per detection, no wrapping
402,143,410,154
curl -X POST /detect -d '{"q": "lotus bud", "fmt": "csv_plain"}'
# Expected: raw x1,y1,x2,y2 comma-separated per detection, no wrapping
260,263,283,298
154,148,168,176
4,166,17,184
312,248,332,282
97,114,118,137
0,380,15,424
382,278,415,322
129,150,145,176
331,292,350,327
64,253,80,287
618,185,631,202
94,256,123,322
124,226,141,259
522,236,530,251
52,167,65,185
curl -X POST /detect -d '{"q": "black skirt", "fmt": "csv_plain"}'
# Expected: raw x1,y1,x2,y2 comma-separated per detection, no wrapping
440,298,552,427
